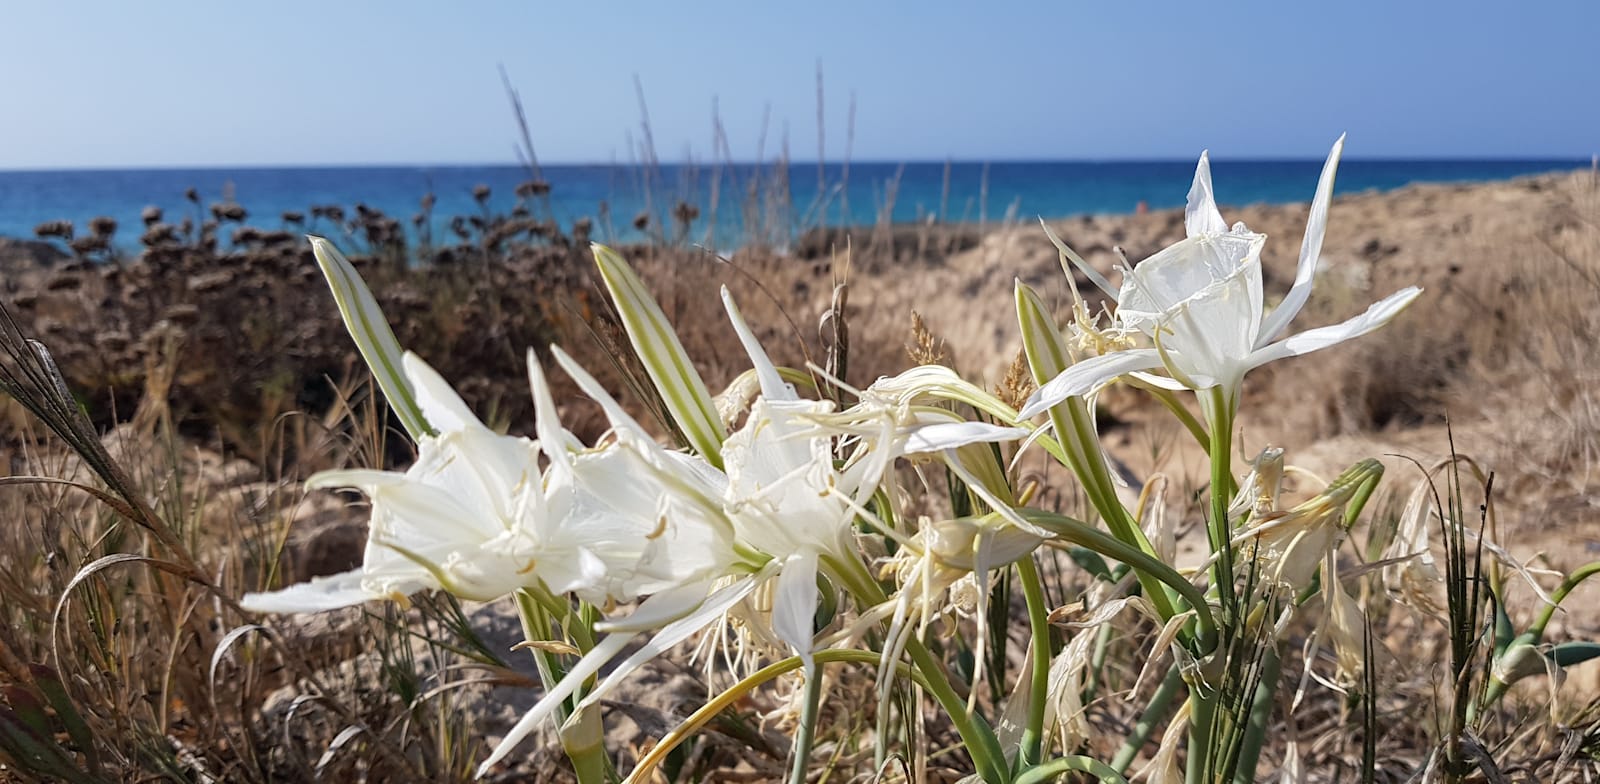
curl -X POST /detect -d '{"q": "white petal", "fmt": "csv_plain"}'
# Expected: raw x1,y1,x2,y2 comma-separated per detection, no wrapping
527,349,579,469
903,422,1028,454
1245,287,1423,369
403,352,480,434
1018,349,1164,420
594,580,719,633
477,574,766,776
1185,151,1229,237
575,576,762,712
373,473,504,544
476,632,635,777
1258,134,1346,346
241,568,385,613
1129,371,1186,391
721,286,794,401
771,551,820,668
550,345,653,441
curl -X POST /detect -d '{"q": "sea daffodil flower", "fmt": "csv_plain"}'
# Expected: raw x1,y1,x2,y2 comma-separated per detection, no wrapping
242,349,730,615
242,354,548,612
1020,136,1423,419
481,290,1031,775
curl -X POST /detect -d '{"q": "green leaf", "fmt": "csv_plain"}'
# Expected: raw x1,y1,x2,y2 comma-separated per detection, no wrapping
1014,281,1071,381
591,243,726,468
1067,546,1114,582
309,237,434,440
1551,641,1600,668
1491,589,1516,656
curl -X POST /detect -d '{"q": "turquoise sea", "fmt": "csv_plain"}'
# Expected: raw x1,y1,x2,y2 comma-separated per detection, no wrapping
0,159,1584,251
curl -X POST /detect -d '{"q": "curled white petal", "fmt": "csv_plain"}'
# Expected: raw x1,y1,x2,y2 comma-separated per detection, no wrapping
721,286,794,401
1258,134,1346,345
476,632,636,777
1018,348,1164,420
1246,286,1423,369
1185,151,1229,237
403,352,480,434
902,422,1028,454
240,568,390,613
771,551,821,671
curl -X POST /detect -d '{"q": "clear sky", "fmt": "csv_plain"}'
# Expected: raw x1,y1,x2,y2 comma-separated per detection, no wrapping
1,1,1595,168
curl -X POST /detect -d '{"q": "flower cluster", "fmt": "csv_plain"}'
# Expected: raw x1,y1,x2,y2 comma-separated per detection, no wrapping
245,138,1429,783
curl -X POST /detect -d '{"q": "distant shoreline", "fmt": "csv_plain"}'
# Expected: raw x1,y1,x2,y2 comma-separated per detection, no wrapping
0,160,1587,255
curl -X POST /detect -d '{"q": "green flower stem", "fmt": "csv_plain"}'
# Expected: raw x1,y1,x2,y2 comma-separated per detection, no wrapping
1206,387,1238,622
787,662,824,784
514,590,568,719
1014,755,1128,784
1011,509,1217,654
1229,646,1280,784
1110,665,1183,774
1016,557,1052,769
1481,560,1600,709
514,588,615,784
829,555,1013,784
563,709,614,784
1083,620,1114,703
1529,561,1600,642
1185,692,1217,784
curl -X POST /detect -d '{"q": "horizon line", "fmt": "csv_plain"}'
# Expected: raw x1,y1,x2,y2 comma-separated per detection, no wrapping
0,154,1593,174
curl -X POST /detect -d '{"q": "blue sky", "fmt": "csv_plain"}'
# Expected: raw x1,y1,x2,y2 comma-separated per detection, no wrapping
1,1,1595,168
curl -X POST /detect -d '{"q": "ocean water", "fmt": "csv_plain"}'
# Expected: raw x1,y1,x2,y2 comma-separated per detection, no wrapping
0,159,1583,252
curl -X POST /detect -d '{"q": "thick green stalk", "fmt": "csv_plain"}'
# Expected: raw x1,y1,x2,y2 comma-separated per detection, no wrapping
1017,557,1052,769
787,664,824,784
1110,665,1183,774
1185,692,1217,784
513,589,614,784
1206,387,1238,622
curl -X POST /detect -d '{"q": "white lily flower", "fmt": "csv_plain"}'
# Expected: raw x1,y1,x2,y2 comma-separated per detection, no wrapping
483,284,1029,775
1020,136,1423,419
479,346,764,778
531,348,740,604
715,290,870,671
244,348,729,615
822,364,1030,459
242,353,546,612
